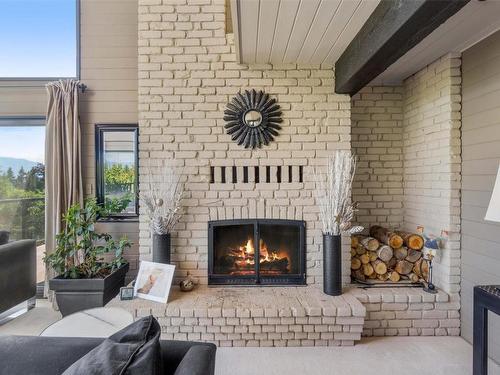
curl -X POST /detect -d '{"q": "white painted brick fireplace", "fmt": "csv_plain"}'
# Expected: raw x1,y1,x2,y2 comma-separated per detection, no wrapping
137,0,352,287
134,0,461,344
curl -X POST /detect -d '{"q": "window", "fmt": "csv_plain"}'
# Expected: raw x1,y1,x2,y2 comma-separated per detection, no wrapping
95,124,139,219
0,117,46,282
0,0,78,78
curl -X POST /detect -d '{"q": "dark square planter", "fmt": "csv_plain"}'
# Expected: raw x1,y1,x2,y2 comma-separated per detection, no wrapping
49,263,129,316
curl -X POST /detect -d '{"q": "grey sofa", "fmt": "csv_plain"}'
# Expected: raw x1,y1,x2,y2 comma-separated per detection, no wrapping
0,239,36,314
0,336,216,375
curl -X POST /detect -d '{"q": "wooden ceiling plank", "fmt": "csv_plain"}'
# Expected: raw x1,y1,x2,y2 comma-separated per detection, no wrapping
297,0,342,64
310,0,360,63
239,0,261,64
283,0,321,64
255,0,280,63
324,0,380,64
269,0,301,63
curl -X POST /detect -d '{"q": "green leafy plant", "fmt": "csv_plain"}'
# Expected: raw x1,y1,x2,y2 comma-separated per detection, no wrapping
44,198,131,279
104,194,133,215
104,164,135,193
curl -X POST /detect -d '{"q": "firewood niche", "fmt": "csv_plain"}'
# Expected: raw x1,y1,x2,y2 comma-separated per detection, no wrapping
351,225,427,285
208,219,306,286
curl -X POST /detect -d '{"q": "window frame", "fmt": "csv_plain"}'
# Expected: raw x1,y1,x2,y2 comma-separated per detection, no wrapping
95,123,139,222
0,116,46,243
0,0,80,81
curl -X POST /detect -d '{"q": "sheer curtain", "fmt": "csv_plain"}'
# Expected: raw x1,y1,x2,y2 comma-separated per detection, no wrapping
44,80,83,296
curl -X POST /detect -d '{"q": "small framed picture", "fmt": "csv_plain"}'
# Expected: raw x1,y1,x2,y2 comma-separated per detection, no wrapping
120,286,135,300
134,261,176,303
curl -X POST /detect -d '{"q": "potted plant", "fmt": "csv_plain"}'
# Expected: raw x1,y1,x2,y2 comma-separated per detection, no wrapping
141,164,184,264
314,150,363,296
45,198,131,316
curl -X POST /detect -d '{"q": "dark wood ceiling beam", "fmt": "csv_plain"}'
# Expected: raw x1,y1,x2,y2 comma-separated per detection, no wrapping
335,0,470,95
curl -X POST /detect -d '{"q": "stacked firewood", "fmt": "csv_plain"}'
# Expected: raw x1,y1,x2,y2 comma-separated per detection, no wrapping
351,225,428,283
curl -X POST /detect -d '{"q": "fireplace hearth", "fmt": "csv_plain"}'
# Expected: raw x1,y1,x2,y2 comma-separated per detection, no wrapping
208,219,306,285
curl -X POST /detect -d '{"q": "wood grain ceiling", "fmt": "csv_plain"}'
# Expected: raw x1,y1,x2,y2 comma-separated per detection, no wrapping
231,0,380,65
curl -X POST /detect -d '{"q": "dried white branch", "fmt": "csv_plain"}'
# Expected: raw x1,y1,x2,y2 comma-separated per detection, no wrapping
140,163,184,235
314,150,363,236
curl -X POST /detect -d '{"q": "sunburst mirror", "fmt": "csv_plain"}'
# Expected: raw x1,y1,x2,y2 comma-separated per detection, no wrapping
223,89,282,149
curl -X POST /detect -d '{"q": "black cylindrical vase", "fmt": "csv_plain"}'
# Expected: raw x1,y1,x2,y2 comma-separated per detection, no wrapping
153,233,171,264
323,234,342,296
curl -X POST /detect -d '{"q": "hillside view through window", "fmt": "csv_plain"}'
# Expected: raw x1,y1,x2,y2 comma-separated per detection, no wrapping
0,125,45,282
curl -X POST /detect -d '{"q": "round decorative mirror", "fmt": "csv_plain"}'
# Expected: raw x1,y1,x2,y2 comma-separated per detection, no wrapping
223,89,282,149
244,110,262,127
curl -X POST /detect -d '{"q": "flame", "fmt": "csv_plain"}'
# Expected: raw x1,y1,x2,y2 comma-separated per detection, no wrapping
233,237,288,270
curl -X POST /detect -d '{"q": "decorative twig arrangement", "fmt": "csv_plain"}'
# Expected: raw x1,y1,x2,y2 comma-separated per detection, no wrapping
140,164,184,235
314,150,363,236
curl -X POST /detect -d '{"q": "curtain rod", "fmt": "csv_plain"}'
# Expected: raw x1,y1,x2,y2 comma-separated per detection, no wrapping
0,82,88,93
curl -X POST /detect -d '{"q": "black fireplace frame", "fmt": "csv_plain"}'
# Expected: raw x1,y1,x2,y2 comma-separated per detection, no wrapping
208,219,306,286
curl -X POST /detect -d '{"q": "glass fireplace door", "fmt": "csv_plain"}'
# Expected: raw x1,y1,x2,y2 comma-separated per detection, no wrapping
208,219,306,286
212,223,257,279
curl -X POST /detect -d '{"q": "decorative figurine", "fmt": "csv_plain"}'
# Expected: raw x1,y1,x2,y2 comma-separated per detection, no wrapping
422,234,442,294
180,276,195,292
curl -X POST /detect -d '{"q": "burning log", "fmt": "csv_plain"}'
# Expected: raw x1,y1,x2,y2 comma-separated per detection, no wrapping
260,257,289,272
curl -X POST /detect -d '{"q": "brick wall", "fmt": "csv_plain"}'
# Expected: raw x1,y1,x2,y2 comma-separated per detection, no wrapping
352,86,404,230
137,0,352,286
402,54,462,295
351,56,461,296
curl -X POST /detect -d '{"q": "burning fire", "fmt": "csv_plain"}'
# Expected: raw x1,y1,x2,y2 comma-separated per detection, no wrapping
233,238,289,270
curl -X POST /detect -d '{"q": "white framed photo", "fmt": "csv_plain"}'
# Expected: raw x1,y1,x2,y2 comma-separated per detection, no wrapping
134,261,175,303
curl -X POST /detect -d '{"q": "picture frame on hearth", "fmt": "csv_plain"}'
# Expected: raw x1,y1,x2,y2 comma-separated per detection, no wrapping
134,261,176,303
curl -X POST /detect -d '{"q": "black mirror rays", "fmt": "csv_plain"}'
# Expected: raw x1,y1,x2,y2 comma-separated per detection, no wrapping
223,89,282,149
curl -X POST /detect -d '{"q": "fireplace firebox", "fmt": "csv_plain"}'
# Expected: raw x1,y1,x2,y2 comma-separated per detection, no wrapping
208,219,306,285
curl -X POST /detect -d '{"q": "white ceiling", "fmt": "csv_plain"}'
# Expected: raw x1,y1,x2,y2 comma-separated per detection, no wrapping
370,0,500,85
231,0,380,65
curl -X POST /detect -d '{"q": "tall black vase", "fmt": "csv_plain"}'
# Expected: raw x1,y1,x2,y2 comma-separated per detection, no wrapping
153,233,171,264
323,233,342,296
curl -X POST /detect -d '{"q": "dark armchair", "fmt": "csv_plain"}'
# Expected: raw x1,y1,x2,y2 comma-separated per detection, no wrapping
0,239,36,314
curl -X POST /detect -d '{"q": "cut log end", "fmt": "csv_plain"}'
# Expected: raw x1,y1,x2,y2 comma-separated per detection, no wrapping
351,257,362,270
360,236,380,252
371,259,387,275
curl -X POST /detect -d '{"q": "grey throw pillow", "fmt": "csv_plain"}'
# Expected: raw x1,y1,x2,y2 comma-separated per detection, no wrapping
62,316,161,375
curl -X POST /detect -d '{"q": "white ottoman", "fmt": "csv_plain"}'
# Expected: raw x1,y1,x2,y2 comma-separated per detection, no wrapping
40,307,134,338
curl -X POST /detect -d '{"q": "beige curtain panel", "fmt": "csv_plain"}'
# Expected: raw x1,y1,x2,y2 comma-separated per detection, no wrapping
44,80,83,295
